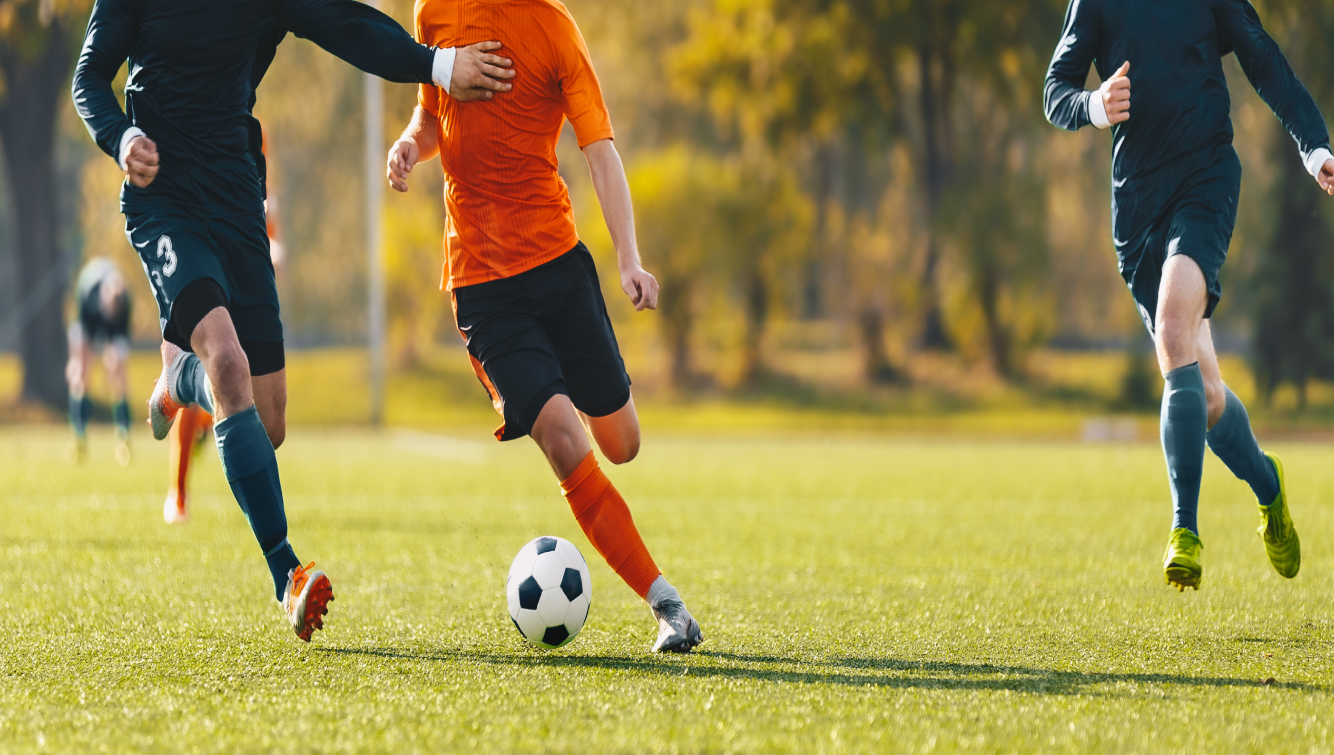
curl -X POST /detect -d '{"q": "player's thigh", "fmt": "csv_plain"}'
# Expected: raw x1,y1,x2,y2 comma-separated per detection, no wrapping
546,245,632,426
66,323,90,386
453,281,566,441
251,369,287,448
125,207,231,352
209,212,286,377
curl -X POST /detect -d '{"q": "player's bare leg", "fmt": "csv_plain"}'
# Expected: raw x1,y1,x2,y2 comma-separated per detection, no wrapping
65,336,91,462
103,343,132,465
533,394,702,653
580,396,640,465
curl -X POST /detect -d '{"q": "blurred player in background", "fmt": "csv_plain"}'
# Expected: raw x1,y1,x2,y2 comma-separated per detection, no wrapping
388,0,704,653
163,129,283,526
1045,0,1334,590
66,257,133,465
73,0,514,641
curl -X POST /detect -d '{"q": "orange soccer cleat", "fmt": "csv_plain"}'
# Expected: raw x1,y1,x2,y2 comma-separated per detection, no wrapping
281,562,334,642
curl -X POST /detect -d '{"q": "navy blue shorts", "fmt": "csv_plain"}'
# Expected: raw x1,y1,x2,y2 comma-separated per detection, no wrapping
125,205,284,370
452,243,631,441
1120,151,1241,335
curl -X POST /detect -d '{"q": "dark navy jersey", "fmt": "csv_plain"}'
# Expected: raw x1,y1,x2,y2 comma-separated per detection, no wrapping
72,0,437,218
1044,0,1330,244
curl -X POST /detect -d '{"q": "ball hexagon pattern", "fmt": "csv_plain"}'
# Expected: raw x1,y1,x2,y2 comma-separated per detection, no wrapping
506,536,592,648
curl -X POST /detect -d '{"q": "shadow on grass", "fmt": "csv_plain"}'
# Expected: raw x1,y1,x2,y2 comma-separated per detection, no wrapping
315,646,1324,695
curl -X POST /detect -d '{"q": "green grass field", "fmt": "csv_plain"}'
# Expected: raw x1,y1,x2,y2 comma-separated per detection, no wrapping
3,425,1333,753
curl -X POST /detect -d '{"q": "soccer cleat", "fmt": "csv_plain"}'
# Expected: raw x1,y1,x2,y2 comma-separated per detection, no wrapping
282,562,334,642
1163,527,1203,592
1258,453,1300,578
650,599,704,653
163,489,187,524
67,436,87,464
115,427,131,467
148,341,190,441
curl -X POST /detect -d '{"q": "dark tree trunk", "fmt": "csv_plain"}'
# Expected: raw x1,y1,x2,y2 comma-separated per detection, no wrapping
0,22,75,408
1251,132,1334,404
658,275,693,389
857,304,898,384
739,269,767,387
914,32,955,352
976,262,1012,378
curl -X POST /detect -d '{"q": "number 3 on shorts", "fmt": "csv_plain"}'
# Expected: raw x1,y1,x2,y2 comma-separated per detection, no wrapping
157,235,178,278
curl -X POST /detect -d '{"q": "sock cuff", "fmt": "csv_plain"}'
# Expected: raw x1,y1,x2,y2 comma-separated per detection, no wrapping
645,574,679,607
1164,362,1204,389
214,406,276,481
560,452,611,513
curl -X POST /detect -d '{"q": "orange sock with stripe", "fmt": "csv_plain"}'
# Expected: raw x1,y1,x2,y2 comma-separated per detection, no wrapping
561,452,661,598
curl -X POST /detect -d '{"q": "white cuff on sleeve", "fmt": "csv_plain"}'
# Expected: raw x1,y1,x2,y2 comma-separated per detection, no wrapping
1304,147,1333,179
1088,90,1111,130
118,127,146,171
432,47,457,95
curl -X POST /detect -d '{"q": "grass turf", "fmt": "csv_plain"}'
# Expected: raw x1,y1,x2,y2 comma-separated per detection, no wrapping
2,425,1332,753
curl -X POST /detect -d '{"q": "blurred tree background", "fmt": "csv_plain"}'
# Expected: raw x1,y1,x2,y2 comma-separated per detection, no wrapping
1,0,1332,409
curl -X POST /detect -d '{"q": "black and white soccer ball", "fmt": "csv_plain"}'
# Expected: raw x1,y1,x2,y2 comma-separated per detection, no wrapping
507,536,591,649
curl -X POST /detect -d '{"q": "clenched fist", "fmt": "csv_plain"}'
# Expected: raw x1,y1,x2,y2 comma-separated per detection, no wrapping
1098,61,1131,125
124,136,159,188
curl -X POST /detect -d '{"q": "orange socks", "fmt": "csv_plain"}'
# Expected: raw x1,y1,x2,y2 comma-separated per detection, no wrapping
169,407,212,500
560,452,661,598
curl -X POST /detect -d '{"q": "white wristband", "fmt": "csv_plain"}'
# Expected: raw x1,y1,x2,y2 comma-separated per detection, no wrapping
1088,89,1111,130
118,126,146,171
1304,147,1333,179
432,47,457,95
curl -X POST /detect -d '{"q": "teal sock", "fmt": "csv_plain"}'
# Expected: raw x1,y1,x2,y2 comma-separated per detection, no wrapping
214,406,299,601
1206,387,1280,505
1162,363,1207,535
113,400,130,434
174,353,215,414
69,394,90,437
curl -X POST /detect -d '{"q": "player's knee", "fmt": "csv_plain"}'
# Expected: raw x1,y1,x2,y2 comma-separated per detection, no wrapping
208,343,251,389
601,430,639,465
1155,318,1197,364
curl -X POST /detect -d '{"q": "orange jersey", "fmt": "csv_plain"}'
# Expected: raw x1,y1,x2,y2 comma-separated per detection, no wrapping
415,0,613,290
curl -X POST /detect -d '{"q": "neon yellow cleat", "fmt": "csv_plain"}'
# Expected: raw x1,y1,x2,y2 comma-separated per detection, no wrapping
1258,453,1300,578
1163,527,1203,591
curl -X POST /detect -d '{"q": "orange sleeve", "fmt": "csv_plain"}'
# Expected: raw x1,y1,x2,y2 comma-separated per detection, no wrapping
554,13,613,147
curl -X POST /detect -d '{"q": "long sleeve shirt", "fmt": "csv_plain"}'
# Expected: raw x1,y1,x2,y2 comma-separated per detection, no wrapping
72,0,444,218
1044,0,1331,244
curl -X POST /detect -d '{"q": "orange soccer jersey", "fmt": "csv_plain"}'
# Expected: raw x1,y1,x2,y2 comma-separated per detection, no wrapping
415,0,614,290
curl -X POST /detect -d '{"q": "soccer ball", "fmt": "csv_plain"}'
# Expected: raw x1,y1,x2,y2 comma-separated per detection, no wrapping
507,536,592,649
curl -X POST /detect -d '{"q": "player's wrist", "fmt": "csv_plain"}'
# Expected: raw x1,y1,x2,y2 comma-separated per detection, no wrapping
1303,147,1333,179
431,46,457,94
1088,88,1112,130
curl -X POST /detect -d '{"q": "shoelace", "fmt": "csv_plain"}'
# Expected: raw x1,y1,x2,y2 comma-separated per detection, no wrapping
289,561,317,596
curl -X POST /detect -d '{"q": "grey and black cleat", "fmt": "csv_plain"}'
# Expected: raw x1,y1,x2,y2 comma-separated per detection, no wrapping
147,341,190,440
651,599,704,653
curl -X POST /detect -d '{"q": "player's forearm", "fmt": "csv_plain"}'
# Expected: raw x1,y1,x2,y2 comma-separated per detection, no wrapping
584,140,641,272
400,106,440,163
281,0,445,86
71,2,137,167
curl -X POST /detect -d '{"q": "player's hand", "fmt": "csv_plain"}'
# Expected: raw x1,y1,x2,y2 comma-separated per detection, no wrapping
124,135,159,188
387,138,420,193
1318,158,1334,196
450,41,515,103
620,265,659,312
1099,61,1131,125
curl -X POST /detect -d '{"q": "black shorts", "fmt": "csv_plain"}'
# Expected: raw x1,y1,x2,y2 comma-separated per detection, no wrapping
1120,150,1241,335
453,243,631,441
125,205,285,374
